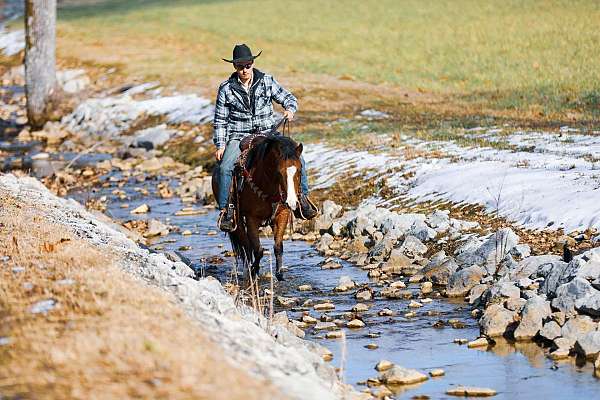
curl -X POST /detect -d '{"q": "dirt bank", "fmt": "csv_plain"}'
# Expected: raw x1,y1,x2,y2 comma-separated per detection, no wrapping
0,174,358,400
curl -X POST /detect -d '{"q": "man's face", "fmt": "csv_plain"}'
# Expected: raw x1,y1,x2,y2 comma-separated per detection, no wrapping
234,61,254,80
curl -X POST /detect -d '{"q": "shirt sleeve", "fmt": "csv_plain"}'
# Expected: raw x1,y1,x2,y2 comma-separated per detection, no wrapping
270,76,298,113
213,84,229,149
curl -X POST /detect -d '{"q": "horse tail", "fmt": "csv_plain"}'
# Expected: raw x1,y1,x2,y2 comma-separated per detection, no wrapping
228,220,254,271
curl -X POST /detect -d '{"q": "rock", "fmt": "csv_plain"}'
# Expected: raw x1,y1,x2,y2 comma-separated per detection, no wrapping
277,296,299,307
390,280,406,289
429,368,445,377
446,265,485,297
551,277,594,316
467,284,489,305
298,284,312,291
131,203,150,214
513,296,552,341
505,297,527,312
130,124,175,150
314,302,335,312
144,219,169,237
510,244,531,259
316,233,334,252
302,315,318,324
420,281,433,294
381,250,414,275
365,343,379,350
368,237,395,261
456,228,519,269
334,275,356,292
404,311,417,318
480,282,520,306
57,69,90,93
348,319,365,329
426,210,450,232
353,303,370,312
355,287,373,301
446,386,497,397
315,200,342,232
423,256,459,285
467,337,490,348
325,331,343,339
321,261,342,270
379,365,428,385
313,321,338,331
398,235,428,257
561,315,597,347
479,304,517,337
454,338,469,345
574,331,600,359
535,259,570,296
409,220,437,242
574,288,600,317
378,308,394,316
375,360,394,372
408,300,423,308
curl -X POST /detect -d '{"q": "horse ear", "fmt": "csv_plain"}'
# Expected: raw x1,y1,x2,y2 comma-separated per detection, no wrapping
295,143,303,156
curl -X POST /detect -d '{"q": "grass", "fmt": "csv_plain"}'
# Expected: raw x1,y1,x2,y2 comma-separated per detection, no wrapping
54,0,600,119
0,190,283,400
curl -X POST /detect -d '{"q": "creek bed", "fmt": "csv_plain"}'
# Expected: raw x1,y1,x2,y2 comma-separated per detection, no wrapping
69,172,599,399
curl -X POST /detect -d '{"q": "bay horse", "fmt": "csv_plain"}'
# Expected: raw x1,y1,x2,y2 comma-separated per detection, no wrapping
212,134,303,281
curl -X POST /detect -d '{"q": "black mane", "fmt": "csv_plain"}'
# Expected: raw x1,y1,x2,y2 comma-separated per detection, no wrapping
245,134,298,170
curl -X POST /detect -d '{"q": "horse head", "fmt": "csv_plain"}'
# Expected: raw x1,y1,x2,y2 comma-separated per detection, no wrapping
246,135,303,210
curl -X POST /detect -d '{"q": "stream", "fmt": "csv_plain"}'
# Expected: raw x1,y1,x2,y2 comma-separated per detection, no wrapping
67,171,598,399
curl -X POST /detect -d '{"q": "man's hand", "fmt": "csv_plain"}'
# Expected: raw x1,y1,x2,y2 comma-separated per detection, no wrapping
215,148,225,161
283,109,294,121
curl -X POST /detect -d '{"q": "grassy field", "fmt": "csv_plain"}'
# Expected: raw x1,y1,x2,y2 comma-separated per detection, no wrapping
56,0,600,120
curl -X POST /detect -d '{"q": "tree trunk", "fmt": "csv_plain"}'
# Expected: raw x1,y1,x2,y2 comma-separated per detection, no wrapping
24,0,57,130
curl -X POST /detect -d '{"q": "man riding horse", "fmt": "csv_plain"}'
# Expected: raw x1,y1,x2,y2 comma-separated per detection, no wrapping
214,44,317,231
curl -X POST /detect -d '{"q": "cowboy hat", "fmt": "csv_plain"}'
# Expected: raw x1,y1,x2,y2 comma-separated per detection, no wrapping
222,44,262,63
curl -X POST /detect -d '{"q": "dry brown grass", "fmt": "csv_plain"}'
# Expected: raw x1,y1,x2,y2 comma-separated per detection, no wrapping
0,193,283,400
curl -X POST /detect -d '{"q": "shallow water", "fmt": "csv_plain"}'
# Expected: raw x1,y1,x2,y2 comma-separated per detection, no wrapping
70,173,600,399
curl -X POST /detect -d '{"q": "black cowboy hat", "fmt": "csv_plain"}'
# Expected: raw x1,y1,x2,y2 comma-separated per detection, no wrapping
222,44,262,64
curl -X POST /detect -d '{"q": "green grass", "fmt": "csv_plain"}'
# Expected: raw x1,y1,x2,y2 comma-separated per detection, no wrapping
57,0,600,116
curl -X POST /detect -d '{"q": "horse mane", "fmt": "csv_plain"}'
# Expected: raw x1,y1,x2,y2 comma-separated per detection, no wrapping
245,134,298,170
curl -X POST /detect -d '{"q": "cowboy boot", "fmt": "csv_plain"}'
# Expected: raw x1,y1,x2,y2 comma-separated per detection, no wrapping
218,203,236,232
294,193,318,220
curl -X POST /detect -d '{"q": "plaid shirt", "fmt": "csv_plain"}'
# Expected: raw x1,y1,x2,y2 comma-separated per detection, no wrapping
213,69,298,149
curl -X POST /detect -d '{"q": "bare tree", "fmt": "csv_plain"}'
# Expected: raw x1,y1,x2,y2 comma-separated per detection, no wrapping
24,0,57,129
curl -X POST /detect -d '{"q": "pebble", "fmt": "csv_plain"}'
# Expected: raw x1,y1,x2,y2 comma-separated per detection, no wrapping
130,203,150,214
404,311,417,318
314,302,335,311
454,338,468,345
353,303,370,312
326,330,344,339
421,298,433,304
375,360,394,372
429,368,445,377
348,319,366,329
421,281,433,294
355,288,373,301
467,337,489,348
182,230,192,236
207,230,217,236
446,386,497,397
549,348,570,360
298,284,313,291
408,300,423,308
302,315,318,324
365,343,379,350
322,349,334,361
175,207,207,216
321,261,342,270
390,280,406,288
378,308,394,316
314,321,338,331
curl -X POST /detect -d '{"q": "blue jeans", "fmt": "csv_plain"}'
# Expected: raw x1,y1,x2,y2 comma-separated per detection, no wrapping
216,139,310,209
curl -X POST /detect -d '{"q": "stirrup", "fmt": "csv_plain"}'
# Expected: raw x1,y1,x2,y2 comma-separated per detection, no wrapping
294,194,319,220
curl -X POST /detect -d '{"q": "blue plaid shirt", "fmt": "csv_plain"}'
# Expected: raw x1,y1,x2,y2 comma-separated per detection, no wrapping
213,69,298,149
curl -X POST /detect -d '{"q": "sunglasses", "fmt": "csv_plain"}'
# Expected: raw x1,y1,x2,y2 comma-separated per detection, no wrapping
234,63,253,70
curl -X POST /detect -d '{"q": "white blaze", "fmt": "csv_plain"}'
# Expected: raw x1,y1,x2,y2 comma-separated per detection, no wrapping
285,166,298,210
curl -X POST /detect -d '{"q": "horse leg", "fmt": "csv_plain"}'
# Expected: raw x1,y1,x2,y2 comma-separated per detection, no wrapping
272,209,290,281
246,217,264,279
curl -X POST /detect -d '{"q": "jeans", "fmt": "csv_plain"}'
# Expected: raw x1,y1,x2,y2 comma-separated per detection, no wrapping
216,139,310,209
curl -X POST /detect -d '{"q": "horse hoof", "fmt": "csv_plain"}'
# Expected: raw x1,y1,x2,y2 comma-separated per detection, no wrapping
275,272,285,281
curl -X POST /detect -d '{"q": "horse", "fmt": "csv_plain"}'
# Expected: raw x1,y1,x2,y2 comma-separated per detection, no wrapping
212,134,303,281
